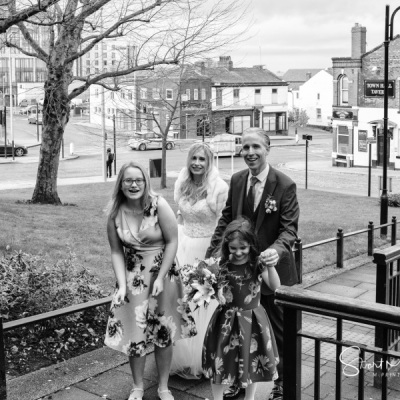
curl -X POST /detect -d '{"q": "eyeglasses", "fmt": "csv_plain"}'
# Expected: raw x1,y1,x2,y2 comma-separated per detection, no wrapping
122,178,145,186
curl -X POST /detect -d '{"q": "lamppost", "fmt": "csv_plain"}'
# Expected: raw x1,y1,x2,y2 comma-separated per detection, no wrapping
381,4,400,236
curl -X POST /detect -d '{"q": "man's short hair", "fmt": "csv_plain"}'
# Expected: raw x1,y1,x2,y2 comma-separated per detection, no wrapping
107,148,111,152
242,127,270,149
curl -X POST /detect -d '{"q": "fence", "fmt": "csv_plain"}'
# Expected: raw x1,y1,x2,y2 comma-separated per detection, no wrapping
275,286,400,400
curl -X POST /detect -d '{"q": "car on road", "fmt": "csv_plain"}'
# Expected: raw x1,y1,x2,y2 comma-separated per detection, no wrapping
128,137,175,151
28,112,43,124
0,140,28,157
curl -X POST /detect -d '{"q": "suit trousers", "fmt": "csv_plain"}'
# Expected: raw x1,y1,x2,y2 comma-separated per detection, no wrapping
260,293,284,383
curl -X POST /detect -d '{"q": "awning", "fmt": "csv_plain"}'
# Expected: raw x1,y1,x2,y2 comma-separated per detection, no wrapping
368,119,397,127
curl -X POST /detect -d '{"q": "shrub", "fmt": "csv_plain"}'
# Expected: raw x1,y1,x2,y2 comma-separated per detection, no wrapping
388,193,400,207
0,250,109,376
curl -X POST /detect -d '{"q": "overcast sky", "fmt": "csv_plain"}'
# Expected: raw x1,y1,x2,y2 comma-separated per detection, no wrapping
226,0,400,74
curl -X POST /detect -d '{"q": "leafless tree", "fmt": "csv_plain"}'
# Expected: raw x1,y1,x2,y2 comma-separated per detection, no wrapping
7,0,248,204
0,0,61,33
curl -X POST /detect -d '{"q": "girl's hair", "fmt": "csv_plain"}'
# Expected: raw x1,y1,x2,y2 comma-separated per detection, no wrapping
106,161,157,219
178,143,214,201
220,217,259,272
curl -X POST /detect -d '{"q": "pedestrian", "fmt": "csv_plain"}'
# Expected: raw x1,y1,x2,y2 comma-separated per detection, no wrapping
202,218,280,400
205,127,300,400
106,147,114,178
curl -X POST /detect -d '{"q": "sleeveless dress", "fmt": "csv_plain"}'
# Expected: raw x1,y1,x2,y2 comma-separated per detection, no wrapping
170,197,220,379
202,262,279,387
104,196,197,357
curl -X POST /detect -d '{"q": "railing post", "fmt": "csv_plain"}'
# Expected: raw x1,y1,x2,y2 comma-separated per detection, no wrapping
294,238,303,284
336,228,344,268
391,216,397,246
368,221,374,256
0,317,6,400
282,306,302,400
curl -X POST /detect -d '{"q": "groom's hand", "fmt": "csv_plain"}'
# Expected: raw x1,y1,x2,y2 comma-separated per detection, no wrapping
260,248,279,267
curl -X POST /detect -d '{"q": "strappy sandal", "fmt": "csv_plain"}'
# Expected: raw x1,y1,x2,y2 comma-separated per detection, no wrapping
157,388,174,400
128,387,144,400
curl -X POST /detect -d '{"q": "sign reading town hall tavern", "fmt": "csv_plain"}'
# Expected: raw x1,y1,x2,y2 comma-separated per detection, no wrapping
364,80,395,98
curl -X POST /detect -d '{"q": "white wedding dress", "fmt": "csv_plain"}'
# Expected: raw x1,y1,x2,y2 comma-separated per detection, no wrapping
171,197,220,379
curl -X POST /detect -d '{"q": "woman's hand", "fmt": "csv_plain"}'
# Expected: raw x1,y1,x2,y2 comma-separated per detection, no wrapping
113,286,126,305
152,277,164,296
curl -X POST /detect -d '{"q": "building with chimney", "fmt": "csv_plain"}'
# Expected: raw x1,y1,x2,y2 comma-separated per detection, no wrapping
332,23,400,169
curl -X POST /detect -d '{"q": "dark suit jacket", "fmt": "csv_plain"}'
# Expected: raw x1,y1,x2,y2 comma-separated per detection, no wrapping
205,166,300,294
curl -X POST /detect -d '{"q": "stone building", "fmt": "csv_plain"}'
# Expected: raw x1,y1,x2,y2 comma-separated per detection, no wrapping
332,23,400,169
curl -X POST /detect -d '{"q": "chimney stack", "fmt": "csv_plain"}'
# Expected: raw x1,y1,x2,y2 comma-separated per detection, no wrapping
306,72,312,80
351,23,366,59
218,56,233,70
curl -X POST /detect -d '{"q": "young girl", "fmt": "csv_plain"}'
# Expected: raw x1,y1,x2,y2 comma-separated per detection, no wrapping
202,218,280,400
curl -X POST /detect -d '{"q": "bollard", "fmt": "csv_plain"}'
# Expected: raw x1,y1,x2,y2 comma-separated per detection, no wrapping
70,143,74,155
392,216,397,245
0,317,6,400
294,238,303,284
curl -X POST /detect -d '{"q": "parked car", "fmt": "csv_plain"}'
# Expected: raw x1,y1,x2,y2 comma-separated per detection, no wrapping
208,133,243,157
0,140,28,157
128,137,175,151
28,112,43,124
19,99,28,107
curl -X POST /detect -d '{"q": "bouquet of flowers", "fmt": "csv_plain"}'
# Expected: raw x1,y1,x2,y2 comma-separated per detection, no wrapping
180,257,232,309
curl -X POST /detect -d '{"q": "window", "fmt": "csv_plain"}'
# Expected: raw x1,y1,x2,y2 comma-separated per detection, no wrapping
271,88,278,104
95,52,99,58
86,60,91,66
95,44,98,50
166,89,173,100
316,108,322,120
194,89,198,100
95,88,99,97
103,60,107,66
338,75,349,105
201,88,206,100
86,68,91,74
128,91,132,100
102,53,106,59
317,93,320,100
186,89,190,101
86,53,90,58
216,88,222,106
15,58,34,82
229,116,251,134
111,53,116,59
121,91,125,99
233,89,240,101
263,113,276,132
112,60,116,65
337,125,350,154
141,88,147,99
95,68,99,74
94,60,99,65
255,88,261,104
152,88,160,99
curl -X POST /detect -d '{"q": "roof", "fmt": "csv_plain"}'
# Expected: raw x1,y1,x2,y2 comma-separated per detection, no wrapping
205,67,285,86
282,69,325,83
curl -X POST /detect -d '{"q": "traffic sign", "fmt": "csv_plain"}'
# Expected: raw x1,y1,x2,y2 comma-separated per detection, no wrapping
302,134,312,141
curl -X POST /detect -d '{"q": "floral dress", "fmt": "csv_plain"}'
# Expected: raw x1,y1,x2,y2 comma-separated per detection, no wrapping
202,261,279,387
104,196,197,357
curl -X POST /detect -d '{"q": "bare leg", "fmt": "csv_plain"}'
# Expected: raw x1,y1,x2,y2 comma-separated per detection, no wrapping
129,355,146,389
244,383,257,400
211,383,226,400
155,344,173,391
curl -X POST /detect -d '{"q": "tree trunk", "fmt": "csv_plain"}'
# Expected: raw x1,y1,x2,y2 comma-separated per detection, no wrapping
31,66,71,204
161,137,167,189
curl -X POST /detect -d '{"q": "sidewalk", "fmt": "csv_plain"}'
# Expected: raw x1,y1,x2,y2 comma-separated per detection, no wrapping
6,257,400,400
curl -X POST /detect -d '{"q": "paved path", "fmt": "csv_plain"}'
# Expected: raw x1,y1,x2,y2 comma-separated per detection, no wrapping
6,260,400,400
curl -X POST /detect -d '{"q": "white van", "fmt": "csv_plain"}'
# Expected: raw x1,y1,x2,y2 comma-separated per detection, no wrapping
209,133,242,157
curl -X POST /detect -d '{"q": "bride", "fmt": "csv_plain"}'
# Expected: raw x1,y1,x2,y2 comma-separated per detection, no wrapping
171,142,229,379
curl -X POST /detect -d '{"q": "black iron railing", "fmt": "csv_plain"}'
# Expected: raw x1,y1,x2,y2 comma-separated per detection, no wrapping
294,216,397,283
275,286,400,400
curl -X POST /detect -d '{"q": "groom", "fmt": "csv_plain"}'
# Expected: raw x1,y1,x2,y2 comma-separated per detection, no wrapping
205,127,300,400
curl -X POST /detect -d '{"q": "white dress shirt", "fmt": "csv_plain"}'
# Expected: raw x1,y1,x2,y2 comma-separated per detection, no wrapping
246,164,270,211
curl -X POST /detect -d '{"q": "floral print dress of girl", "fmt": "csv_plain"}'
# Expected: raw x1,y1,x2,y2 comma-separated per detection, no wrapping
105,196,197,357
202,261,279,387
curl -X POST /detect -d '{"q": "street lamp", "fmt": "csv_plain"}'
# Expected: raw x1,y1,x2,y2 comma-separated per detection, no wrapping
381,4,400,236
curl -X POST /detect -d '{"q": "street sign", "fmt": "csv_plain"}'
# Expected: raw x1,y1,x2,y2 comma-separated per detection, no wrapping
302,134,312,141
366,137,376,144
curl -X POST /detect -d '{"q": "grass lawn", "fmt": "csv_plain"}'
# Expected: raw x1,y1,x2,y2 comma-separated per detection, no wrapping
1,178,399,292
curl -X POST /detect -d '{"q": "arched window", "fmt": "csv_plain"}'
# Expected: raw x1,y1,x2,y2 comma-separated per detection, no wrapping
338,75,349,105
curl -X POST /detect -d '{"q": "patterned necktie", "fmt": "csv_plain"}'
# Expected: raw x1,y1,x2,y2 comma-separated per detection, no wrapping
247,176,258,211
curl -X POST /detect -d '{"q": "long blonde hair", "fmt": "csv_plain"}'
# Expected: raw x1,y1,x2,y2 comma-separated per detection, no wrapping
178,143,214,202
106,161,157,219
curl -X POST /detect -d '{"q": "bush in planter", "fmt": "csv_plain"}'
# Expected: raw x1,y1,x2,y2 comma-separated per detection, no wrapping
388,193,400,207
0,250,109,376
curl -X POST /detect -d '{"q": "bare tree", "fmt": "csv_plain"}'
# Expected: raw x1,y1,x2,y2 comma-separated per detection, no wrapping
7,0,247,204
0,0,61,33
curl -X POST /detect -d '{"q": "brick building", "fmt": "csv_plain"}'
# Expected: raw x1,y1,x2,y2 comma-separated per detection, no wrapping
332,23,400,169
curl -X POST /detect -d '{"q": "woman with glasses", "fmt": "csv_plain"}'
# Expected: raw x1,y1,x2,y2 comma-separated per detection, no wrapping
170,143,229,379
104,161,196,400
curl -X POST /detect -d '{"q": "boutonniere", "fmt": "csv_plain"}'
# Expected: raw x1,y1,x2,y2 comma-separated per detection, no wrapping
264,195,277,213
